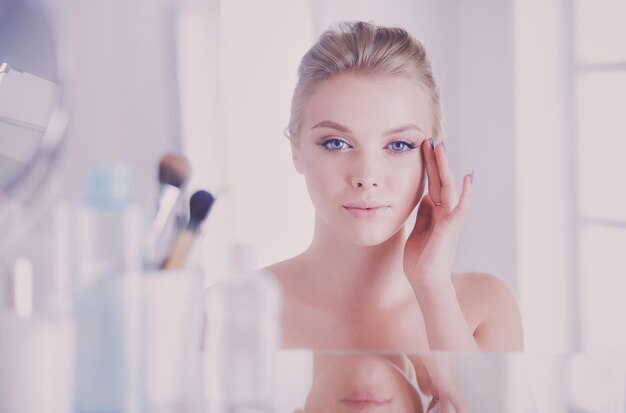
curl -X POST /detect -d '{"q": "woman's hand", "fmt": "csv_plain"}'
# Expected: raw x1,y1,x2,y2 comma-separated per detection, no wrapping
403,138,473,290
422,352,468,413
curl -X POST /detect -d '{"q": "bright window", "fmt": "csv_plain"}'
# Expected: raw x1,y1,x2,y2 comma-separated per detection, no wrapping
575,0,626,63
579,226,626,352
574,0,626,352
576,73,626,222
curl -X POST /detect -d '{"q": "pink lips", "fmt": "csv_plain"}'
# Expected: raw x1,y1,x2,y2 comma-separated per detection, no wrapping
340,392,390,410
343,201,389,218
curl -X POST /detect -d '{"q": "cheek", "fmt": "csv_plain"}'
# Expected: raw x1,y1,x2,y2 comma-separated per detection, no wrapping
302,158,343,204
394,162,425,203
303,154,346,187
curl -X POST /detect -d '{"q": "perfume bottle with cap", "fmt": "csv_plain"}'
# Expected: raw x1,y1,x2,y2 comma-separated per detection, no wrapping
74,163,143,284
73,163,144,413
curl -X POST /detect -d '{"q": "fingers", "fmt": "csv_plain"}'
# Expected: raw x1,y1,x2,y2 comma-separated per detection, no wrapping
423,138,473,221
436,399,451,413
428,390,468,413
423,138,442,204
412,193,435,234
433,142,458,208
450,172,473,223
423,138,457,208
448,391,469,413
427,401,440,412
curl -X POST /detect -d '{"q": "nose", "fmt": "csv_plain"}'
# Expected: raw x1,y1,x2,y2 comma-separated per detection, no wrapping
352,175,379,188
350,155,382,188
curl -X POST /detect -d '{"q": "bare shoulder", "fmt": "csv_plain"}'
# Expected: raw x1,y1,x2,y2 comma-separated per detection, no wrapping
261,258,296,279
453,271,524,352
451,271,515,300
259,257,304,296
260,261,286,281
260,257,327,347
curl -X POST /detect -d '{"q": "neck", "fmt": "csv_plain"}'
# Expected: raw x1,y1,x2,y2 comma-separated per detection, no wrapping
300,213,413,309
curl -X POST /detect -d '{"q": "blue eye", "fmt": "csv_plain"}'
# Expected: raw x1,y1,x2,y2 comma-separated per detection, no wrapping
388,141,418,153
316,138,419,153
318,138,351,152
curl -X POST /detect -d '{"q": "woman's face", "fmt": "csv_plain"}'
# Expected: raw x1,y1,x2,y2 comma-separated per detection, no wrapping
292,73,432,246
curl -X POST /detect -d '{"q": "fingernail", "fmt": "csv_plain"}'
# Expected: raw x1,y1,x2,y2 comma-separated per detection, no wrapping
442,142,447,154
470,169,475,184
429,138,434,150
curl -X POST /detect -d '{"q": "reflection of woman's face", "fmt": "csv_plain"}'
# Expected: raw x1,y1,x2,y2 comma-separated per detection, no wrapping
300,354,423,413
292,73,432,246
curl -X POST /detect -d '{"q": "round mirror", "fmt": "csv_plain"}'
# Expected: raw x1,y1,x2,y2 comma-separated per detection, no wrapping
0,0,67,250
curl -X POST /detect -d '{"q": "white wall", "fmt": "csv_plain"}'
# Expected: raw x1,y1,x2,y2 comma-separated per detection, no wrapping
45,0,182,202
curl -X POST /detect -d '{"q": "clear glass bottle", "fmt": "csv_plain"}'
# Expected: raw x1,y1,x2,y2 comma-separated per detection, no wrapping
204,242,283,413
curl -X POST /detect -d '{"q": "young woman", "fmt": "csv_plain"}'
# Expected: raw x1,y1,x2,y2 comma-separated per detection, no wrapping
263,21,523,353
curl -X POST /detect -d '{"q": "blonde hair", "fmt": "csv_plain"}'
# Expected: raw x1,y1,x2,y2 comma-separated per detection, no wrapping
286,21,443,146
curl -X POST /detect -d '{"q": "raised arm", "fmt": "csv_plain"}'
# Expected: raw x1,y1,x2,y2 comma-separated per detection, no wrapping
404,139,524,352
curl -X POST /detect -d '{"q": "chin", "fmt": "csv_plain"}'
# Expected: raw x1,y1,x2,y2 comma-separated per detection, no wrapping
336,223,403,247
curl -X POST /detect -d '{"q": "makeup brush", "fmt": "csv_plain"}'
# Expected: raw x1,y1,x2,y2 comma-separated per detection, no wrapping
144,153,191,268
161,190,215,270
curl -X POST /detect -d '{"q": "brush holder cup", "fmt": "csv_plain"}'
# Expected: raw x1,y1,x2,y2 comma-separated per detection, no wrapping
73,268,205,413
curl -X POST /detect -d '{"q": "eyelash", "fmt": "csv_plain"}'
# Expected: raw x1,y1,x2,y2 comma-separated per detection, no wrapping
316,138,419,154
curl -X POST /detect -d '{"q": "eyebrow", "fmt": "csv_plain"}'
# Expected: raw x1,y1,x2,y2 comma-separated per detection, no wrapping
311,120,424,136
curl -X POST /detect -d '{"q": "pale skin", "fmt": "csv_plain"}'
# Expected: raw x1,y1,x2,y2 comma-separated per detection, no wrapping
297,354,426,413
263,73,523,411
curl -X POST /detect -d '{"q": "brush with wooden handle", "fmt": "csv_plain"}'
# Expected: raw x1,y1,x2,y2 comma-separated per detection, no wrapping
161,190,214,270
144,153,191,269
